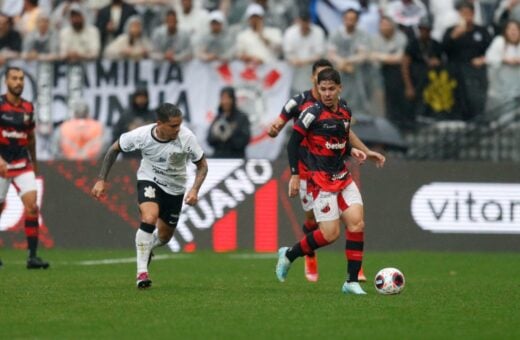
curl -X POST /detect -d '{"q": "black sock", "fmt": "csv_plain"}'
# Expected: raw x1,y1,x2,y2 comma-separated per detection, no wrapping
285,243,304,262
25,217,39,258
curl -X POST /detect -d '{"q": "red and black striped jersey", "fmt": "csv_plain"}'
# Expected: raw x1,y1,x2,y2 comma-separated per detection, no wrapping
279,90,319,180
293,100,353,193
0,95,35,176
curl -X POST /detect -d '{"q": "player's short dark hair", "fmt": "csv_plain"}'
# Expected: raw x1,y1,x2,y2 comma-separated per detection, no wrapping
455,1,474,11
156,103,182,122
343,8,360,19
166,9,177,17
5,66,24,77
312,59,333,74
317,68,341,85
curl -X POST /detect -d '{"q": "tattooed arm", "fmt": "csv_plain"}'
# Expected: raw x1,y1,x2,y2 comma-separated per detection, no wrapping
91,141,121,199
184,155,208,206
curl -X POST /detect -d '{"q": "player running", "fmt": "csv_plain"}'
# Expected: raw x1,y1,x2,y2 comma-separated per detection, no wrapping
92,103,208,289
0,67,49,269
268,59,384,282
276,68,372,294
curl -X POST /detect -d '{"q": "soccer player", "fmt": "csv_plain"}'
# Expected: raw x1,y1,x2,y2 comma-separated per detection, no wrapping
0,67,49,269
268,59,385,282
275,68,369,295
91,103,208,289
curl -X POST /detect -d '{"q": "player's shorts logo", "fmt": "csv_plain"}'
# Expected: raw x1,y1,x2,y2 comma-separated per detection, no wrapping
144,186,156,199
321,204,330,213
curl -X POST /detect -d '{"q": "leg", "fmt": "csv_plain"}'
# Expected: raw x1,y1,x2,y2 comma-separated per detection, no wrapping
276,190,340,282
338,182,366,295
136,201,159,284
16,172,49,269
299,179,320,281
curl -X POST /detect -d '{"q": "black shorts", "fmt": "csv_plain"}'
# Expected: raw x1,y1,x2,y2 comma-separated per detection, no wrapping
137,180,184,228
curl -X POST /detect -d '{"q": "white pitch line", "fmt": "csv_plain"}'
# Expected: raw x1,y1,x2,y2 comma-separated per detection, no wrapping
77,254,191,266
228,253,277,259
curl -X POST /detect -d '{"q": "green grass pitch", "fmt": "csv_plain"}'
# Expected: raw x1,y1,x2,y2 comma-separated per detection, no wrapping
0,249,519,339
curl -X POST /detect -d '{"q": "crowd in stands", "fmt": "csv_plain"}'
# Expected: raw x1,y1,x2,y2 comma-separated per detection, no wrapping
1,0,519,159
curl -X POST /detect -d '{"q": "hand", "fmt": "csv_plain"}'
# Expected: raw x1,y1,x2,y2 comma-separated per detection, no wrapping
288,175,300,198
471,57,485,67
91,180,107,199
106,21,115,33
366,150,386,168
427,57,441,68
351,147,367,164
405,85,416,100
184,188,199,206
0,158,7,178
268,121,284,137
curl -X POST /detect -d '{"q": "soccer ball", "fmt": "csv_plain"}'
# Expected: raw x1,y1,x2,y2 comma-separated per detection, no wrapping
374,268,405,295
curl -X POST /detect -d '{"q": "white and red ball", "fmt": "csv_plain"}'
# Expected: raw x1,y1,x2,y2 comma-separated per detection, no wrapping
374,268,405,295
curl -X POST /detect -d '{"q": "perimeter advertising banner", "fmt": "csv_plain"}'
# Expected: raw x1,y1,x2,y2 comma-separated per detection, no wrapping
0,160,518,252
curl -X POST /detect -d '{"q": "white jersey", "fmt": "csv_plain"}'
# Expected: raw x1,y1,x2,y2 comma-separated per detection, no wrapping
119,124,204,195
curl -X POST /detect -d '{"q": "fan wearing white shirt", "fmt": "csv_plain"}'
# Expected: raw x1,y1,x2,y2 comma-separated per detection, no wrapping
91,103,208,289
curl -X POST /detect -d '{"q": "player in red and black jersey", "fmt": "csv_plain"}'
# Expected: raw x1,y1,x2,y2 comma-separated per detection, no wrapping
276,68,371,294
269,59,384,282
0,67,49,269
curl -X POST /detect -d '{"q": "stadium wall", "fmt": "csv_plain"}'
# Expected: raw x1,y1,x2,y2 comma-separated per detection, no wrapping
0,160,518,252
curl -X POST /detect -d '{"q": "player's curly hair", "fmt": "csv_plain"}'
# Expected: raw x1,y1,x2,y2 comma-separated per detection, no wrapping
156,103,182,122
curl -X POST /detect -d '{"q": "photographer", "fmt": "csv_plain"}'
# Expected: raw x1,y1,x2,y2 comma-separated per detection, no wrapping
207,86,251,158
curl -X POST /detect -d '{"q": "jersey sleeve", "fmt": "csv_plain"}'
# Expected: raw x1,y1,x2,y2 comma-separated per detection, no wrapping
293,105,319,136
279,93,304,122
186,133,204,163
118,128,143,153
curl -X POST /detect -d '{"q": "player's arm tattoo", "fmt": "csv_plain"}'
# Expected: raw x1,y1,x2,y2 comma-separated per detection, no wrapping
191,155,208,192
98,141,121,181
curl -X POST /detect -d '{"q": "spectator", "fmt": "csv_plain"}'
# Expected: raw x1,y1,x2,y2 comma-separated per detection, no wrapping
485,20,520,109
22,12,59,61
0,13,22,64
59,4,101,62
443,1,491,120
383,0,427,36
51,1,94,31
253,0,297,31
125,0,170,37
371,16,408,129
151,9,193,62
402,16,443,124
235,3,282,64
53,100,105,160
196,10,233,62
95,0,138,52
495,0,520,29
14,0,42,37
112,88,156,151
283,11,326,94
327,8,372,113
176,0,210,43
104,15,152,59
207,86,251,158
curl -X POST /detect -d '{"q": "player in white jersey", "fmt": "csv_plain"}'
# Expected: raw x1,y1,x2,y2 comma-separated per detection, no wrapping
91,103,208,289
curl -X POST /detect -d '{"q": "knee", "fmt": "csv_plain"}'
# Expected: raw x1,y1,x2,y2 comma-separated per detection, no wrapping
158,227,174,242
347,219,365,233
141,214,159,226
24,203,39,216
321,226,340,242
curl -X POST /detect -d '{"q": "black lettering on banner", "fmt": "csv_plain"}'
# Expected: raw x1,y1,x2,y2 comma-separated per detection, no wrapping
176,90,190,122
96,60,118,87
134,61,147,87
481,200,502,222
53,61,67,87
107,95,125,127
123,60,129,86
511,201,520,222
165,63,183,83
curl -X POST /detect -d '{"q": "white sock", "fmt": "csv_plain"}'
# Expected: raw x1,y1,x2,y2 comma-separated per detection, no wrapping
151,229,168,250
136,229,153,274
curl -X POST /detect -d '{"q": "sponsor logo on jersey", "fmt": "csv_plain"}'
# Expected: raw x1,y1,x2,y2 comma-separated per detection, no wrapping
331,170,348,181
325,141,346,150
2,130,27,139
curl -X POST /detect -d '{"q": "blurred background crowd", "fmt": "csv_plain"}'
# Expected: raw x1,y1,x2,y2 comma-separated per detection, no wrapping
1,0,519,161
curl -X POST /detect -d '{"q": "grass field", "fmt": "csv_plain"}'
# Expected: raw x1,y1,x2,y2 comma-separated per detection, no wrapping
0,249,519,339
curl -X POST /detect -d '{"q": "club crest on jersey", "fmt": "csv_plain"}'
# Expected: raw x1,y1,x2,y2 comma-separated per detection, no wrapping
144,186,156,198
23,113,32,124
344,121,350,130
